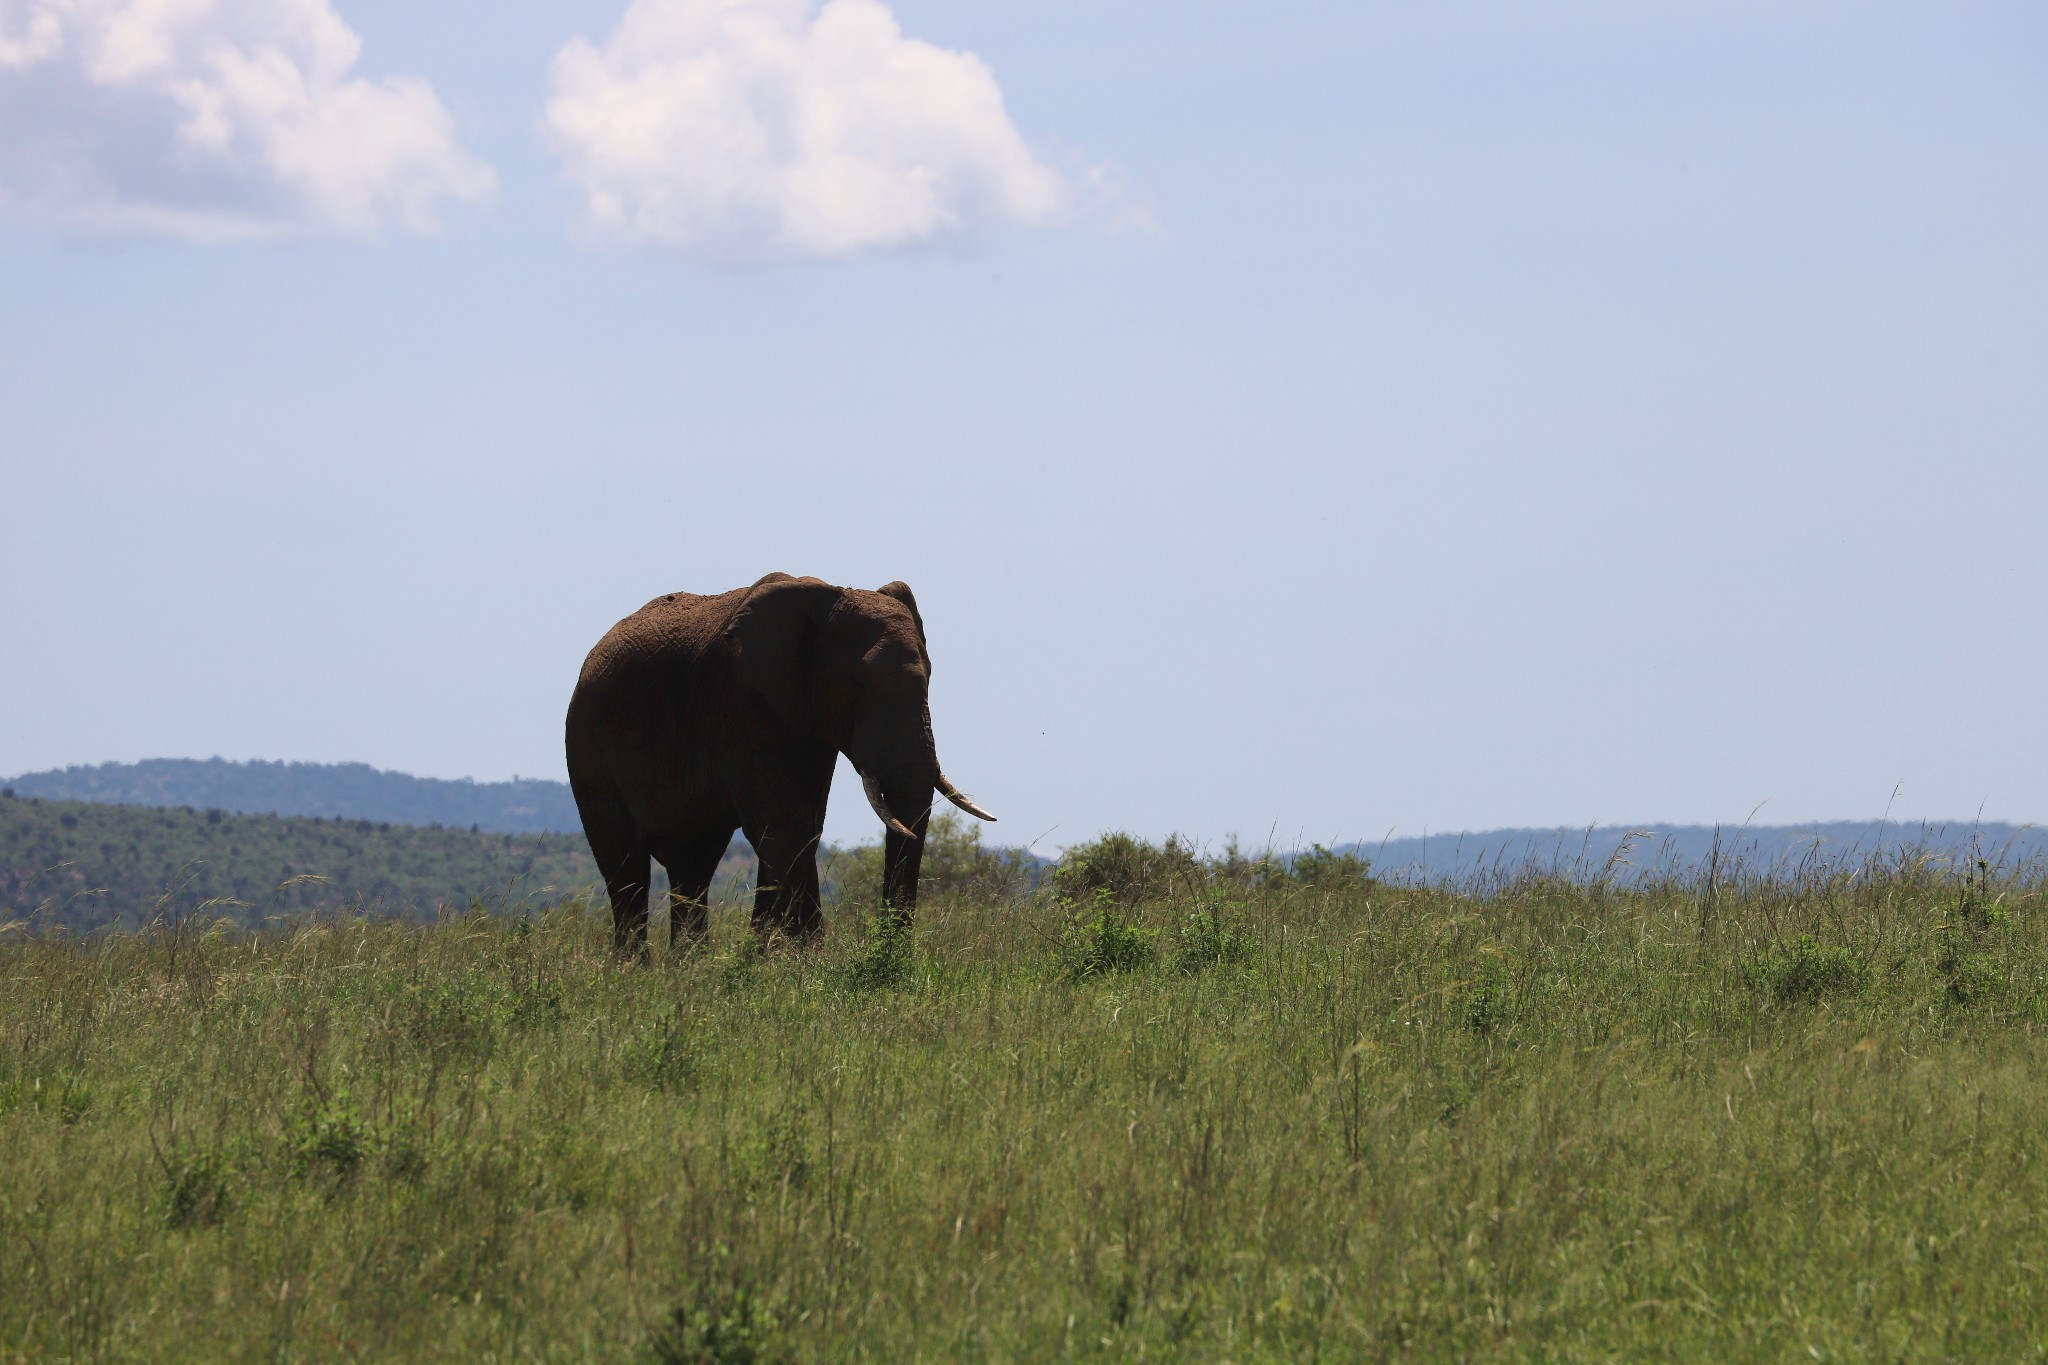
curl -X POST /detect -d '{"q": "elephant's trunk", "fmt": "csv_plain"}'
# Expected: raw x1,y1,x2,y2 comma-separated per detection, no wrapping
855,705,993,913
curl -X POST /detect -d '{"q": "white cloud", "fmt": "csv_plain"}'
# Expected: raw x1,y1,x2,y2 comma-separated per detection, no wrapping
543,0,1079,263
0,0,494,240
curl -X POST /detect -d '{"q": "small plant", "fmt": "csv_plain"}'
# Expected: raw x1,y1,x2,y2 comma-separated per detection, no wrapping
731,1103,812,1195
508,978,566,1028
648,1277,785,1365
1059,892,1156,980
157,1145,235,1229
1958,857,2007,930
382,1133,433,1183
1937,937,2002,1009
839,911,914,990
1104,1272,1136,1328
0,1072,93,1123
820,812,1039,906
1172,900,1254,974
760,1104,811,1190
1746,935,1867,1004
57,1074,92,1123
719,938,764,991
407,978,507,1054
1933,858,2011,1009
908,811,1038,901
288,1093,374,1178
1459,957,1511,1036
626,1012,701,1093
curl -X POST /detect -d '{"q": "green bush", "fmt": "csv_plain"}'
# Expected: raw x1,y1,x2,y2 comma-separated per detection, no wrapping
823,812,1037,906
1277,843,1374,891
1747,935,1867,1003
648,1278,784,1365
1938,940,2003,1008
1053,832,1201,905
1459,957,1512,1036
288,1093,375,1179
624,1012,701,1092
839,911,915,990
157,1145,236,1229
1059,893,1156,979
1172,900,1255,974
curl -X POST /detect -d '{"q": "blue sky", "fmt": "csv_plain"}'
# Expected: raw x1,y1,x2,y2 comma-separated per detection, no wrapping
3,0,2044,851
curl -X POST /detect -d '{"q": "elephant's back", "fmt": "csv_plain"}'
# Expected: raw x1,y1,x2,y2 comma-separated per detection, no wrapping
575,588,746,691
569,591,751,764
566,590,751,828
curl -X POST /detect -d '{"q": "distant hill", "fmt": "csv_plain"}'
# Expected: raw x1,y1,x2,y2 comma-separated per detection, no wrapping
1,758,583,834
1344,820,2048,883
0,791,638,933
0,793,1006,933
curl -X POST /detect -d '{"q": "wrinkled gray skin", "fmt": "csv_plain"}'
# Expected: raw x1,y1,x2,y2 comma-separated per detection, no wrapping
565,573,994,957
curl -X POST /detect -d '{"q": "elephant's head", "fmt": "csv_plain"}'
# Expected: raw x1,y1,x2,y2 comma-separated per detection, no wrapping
724,575,994,910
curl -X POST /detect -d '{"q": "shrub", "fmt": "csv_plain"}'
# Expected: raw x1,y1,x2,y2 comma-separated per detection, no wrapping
157,1145,236,1229
625,1012,701,1092
1059,893,1156,980
824,812,1037,905
1957,857,2007,930
1938,939,2002,1008
288,1094,373,1178
1054,832,1201,905
1277,844,1373,892
917,813,1039,900
1172,900,1255,974
839,911,914,991
507,977,566,1029
1202,838,1278,890
1459,958,1512,1035
1747,935,1866,1004
719,938,764,991
649,1278,784,1365
407,978,506,1054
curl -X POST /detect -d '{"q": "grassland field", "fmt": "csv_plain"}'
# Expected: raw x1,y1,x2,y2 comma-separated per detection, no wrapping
4,846,2048,1361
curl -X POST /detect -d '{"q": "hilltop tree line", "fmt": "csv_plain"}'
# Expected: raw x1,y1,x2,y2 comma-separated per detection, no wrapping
0,794,1046,932
5,782,1408,934
1,794,610,932
0,758,584,834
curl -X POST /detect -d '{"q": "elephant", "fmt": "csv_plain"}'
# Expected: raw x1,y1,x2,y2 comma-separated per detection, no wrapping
565,572,995,956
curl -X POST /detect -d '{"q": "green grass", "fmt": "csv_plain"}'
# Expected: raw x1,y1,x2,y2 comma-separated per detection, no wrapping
4,859,2048,1361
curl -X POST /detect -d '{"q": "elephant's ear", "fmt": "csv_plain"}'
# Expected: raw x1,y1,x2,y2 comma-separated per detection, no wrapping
875,581,926,647
723,579,841,730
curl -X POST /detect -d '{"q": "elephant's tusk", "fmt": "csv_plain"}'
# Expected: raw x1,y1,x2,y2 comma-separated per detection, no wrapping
936,771,996,822
861,770,920,840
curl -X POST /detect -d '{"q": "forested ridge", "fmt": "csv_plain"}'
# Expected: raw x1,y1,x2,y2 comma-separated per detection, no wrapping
1,793,608,932
0,794,1028,932
1,758,582,834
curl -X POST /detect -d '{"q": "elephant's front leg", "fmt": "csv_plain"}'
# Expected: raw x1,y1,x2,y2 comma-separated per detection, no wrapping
748,822,825,942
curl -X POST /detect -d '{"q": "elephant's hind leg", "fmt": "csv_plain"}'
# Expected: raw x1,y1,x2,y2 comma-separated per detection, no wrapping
570,763,653,959
589,829,653,960
652,828,734,955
